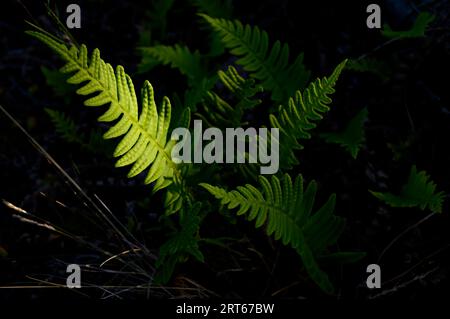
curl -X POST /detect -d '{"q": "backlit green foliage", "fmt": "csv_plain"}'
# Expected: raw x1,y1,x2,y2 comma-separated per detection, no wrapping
370,166,445,213
321,107,368,159
382,12,435,39
201,173,360,294
201,14,310,102
28,31,187,193
28,16,360,295
270,60,347,169
155,203,204,284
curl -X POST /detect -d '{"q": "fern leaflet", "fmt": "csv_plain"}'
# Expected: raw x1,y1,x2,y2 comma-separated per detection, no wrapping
201,173,355,294
41,66,75,100
45,108,84,144
270,60,347,169
347,58,391,81
321,107,368,159
138,45,206,84
370,166,445,213
155,202,204,284
382,12,435,39
218,65,263,111
28,30,185,192
201,14,310,102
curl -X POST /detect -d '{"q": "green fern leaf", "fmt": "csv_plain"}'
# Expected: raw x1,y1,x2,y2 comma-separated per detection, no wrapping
200,14,310,102
138,44,216,110
218,65,263,110
347,58,391,81
270,60,347,169
370,166,445,213
139,0,175,44
28,31,185,193
45,108,84,144
198,66,262,128
321,107,368,159
191,0,233,56
191,0,233,19
382,12,435,39
41,66,75,100
201,174,353,294
138,45,206,83
155,202,204,284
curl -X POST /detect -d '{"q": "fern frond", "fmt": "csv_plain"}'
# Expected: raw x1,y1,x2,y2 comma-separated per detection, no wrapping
138,45,206,84
198,66,262,128
191,0,233,19
321,107,368,159
270,60,347,169
370,166,445,213
201,174,351,294
218,65,263,110
155,202,204,284
41,66,75,99
382,12,435,39
139,0,175,43
200,14,310,102
28,30,185,192
45,108,83,144
191,0,233,56
347,58,391,81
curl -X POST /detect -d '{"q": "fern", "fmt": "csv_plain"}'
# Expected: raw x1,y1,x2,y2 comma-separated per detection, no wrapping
191,0,233,56
270,60,347,169
321,107,368,159
45,108,83,144
138,44,216,111
140,0,175,43
218,65,263,111
347,58,391,81
46,108,113,156
28,31,186,193
201,173,360,294
191,0,233,19
41,66,75,102
197,66,262,128
138,45,206,84
155,202,204,284
382,12,435,39
201,14,310,102
370,166,445,213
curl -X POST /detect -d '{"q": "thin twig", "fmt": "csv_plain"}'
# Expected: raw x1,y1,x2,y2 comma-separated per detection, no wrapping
377,212,436,263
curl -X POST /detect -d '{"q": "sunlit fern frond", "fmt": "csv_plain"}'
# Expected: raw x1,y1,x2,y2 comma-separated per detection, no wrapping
270,60,347,169
201,173,357,294
28,31,187,193
200,14,310,102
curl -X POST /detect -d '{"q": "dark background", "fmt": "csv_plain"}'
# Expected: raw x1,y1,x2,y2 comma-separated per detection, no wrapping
0,0,449,301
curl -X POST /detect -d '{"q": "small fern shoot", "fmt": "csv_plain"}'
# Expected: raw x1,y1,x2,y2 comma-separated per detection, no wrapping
201,173,358,294
218,65,263,111
28,30,187,192
155,202,204,284
200,14,310,102
347,58,391,81
321,107,368,159
270,60,347,169
370,166,445,213
45,108,84,144
382,12,435,39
